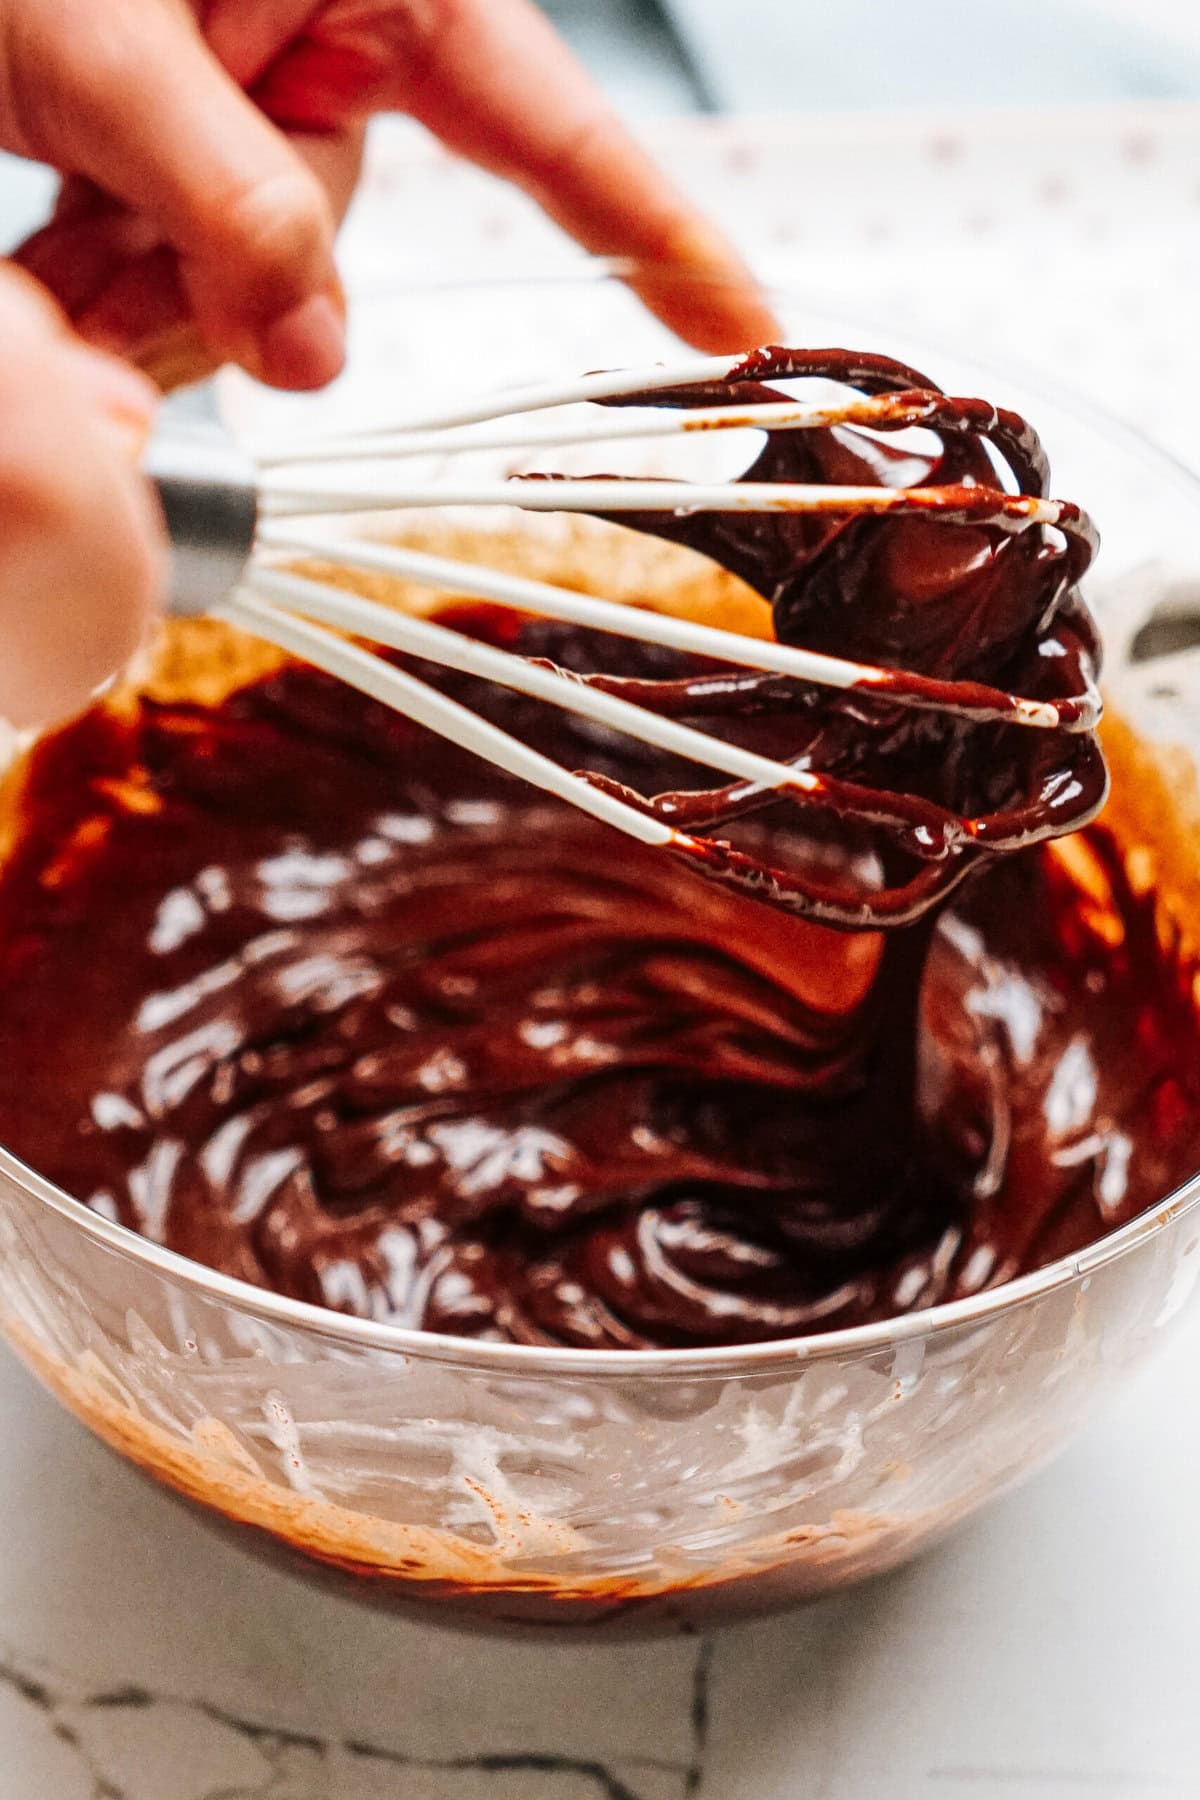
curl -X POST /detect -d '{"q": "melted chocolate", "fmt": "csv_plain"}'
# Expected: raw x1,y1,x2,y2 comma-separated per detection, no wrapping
0,629,1192,1346
0,347,1191,1349
554,347,1106,928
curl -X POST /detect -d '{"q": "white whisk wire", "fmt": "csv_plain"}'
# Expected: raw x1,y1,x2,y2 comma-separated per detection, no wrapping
262,476,1061,528
246,563,821,799
254,393,943,468
150,347,1100,907
217,587,682,851
259,523,1068,731
251,353,747,459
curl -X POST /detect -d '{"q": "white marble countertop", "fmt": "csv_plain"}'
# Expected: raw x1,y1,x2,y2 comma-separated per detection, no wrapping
4,102,1200,1797
2,1303,1199,1800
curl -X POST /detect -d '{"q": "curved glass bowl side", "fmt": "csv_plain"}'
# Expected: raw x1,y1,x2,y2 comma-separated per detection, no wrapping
0,268,1199,1627
0,1150,1196,1627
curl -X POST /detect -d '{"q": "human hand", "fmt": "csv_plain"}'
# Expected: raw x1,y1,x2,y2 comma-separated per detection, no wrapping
9,0,779,392
0,265,164,726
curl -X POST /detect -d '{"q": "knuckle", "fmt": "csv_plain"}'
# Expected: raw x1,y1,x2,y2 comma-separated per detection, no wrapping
55,484,160,671
383,0,484,95
0,463,61,536
527,108,611,193
0,263,67,342
103,500,163,618
220,168,334,294
0,435,71,539
392,0,466,48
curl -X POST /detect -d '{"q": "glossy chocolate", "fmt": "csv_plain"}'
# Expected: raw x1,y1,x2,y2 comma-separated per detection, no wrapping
0,349,1191,1349
574,346,1106,928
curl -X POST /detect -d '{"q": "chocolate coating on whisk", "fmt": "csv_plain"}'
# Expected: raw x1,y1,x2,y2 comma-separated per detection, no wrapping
0,344,1182,1362
532,346,1107,928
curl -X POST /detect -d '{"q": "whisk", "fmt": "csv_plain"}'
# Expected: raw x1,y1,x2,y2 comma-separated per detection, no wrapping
144,346,1104,929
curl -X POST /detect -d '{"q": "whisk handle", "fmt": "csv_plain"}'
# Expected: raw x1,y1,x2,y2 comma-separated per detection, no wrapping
145,417,258,617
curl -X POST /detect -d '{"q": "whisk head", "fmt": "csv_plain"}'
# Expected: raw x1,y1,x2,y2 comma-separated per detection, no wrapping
163,345,1107,931
539,346,1105,926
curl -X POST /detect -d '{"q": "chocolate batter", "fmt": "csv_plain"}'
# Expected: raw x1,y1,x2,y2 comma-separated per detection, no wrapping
0,348,1194,1349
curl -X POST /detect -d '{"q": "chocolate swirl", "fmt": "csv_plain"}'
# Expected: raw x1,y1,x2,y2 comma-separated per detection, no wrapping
0,657,1194,1348
0,347,1187,1351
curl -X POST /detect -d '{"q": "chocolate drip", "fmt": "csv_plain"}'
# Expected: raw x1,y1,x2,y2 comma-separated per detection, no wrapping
522,346,1105,929
0,630,1194,1348
0,347,1191,1352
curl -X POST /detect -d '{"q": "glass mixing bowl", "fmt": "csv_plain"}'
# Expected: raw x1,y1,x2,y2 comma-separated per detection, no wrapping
1,269,1199,1633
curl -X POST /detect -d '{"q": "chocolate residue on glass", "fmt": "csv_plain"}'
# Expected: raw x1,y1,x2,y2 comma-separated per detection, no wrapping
0,347,1194,1349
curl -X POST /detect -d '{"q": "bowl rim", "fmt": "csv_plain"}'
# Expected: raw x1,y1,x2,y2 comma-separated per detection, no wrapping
7,1143,1200,1374
9,262,1200,1378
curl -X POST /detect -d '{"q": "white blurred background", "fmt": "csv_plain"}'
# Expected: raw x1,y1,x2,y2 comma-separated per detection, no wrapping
6,0,1200,242
547,0,1200,112
3,0,1199,464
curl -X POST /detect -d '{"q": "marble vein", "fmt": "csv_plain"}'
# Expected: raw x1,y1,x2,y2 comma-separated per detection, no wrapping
0,1637,712,1800
686,1637,712,1796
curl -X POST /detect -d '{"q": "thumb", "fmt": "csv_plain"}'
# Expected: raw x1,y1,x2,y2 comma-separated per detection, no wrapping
0,0,344,388
0,265,165,727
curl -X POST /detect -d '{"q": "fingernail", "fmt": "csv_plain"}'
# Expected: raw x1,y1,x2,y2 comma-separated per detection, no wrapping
649,221,786,348
69,345,160,432
260,291,346,390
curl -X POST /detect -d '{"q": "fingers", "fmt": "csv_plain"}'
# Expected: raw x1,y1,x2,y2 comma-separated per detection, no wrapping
1,0,344,387
15,129,364,394
17,187,154,321
4,0,776,381
328,0,782,352
0,266,166,727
